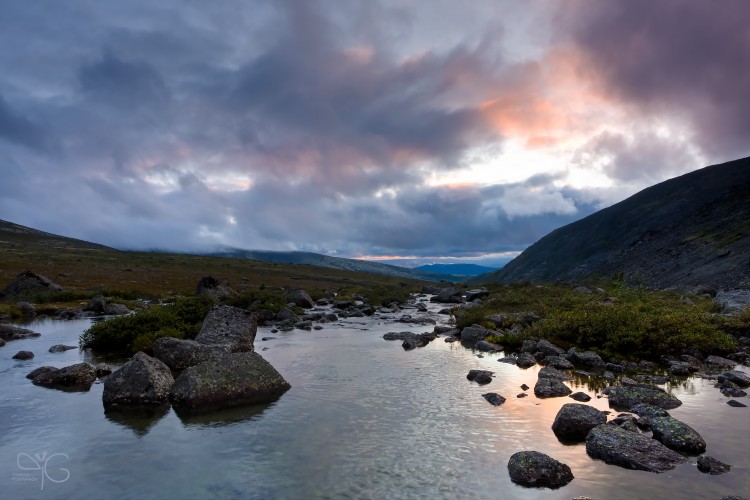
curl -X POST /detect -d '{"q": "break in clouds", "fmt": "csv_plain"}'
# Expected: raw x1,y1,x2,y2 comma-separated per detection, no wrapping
0,0,748,264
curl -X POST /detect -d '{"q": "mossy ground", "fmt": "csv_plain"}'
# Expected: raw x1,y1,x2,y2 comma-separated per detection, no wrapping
457,281,745,360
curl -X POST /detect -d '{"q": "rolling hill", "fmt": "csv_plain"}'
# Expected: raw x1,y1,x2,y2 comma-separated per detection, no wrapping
471,156,750,290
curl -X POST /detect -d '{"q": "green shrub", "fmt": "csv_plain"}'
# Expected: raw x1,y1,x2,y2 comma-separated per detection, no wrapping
79,296,213,354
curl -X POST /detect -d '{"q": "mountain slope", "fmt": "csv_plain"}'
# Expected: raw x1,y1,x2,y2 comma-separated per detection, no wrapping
472,156,750,289
0,219,113,251
211,249,441,282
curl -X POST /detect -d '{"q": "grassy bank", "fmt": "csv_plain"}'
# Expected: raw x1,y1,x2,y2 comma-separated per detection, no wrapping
457,282,745,360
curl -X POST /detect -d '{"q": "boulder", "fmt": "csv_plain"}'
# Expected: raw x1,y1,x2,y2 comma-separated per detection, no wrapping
49,344,77,353
569,392,591,402
704,355,735,368
194,305,256,352
103,352,174,407
31,363,96,391
474,340,503,352
507,451,573,489
16,301,35,316
467,370,493,385
668,361,693,376
497,356,517,365
650,416,706,454
585,424,686,472
567,349,605,369
285,288,315,309
105,303,130,315
609,415,640,433
552,403,607,442
195,276,237,301
84,295,106,313
459,325,491,345
0,338,4,347
726,399,747,407
534,378,571,398
1,271,62,298
169,352,291,412
536,339,565,357
95,362,112,377
465,288,488,302
538,366,573,381
430,287,463,304
12,350,34,360
516,352,537,369
26,366,58,380
153,336,225,370
697,455,731,475
543,356,574,370
0,324,40,341
603,385,682,410
482,392,506,406
720,386,747,397
717,371,750,388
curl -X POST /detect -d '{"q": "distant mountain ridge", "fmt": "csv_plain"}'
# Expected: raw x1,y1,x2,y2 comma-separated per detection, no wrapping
414,263,497,277
210,249,446,282
0,219,113,251
471,156,750,290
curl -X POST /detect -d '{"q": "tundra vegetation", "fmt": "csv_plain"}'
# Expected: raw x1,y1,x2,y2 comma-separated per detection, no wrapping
457,281,746,360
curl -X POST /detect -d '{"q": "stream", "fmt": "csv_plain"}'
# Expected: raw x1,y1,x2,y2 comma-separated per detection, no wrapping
1,300,748,499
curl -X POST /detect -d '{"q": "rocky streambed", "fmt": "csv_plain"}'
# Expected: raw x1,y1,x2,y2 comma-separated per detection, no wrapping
1,294,748,499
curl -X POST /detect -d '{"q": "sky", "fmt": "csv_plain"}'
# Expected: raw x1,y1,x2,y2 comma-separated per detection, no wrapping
1,0,748,268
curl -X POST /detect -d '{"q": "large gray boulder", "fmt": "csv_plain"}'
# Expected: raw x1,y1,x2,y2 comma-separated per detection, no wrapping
538,366,573,381
603,385,682,410
103,352,174,407
717,371,750,388
194,305,256,352
507,451,574,489
1,271,62,298
649,416,706,454
169,352,291,412
84,295,106,313
31,363,96,391
534,378,572,398
460,325,491,345
430,287,463,303
552,403,607,442
195,276,237,301
567,348,605,369
153,336,226,370
586,424,686,472
516,352,537,369
285,288,315,309
465,288,488,302
105,303,130,315
536,339,565,357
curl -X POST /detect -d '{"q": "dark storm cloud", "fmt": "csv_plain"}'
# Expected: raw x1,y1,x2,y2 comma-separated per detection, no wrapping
560,0,750,161
0,95,55,153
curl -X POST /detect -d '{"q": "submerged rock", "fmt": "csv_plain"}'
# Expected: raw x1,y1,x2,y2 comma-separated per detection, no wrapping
482,392,506,406
0,324,40,341
32,363,96,391
49,344,77,353
507,451,574,489
12,350,34,360
474,340,503,352
103,352,174,407
552,403,607,442
585,424,686,472
604,385,682,410
726,399,747,407
26,366,59,380
169,352,290,412
697,455,731,475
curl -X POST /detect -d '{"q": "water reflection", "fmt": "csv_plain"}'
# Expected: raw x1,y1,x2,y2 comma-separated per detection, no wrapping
175,401,274,427
104,404,170,437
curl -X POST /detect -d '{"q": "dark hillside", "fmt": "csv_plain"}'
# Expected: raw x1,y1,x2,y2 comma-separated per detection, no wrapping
473,157,750,290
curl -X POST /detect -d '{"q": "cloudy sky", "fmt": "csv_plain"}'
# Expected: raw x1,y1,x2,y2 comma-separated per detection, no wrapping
1,0,748,267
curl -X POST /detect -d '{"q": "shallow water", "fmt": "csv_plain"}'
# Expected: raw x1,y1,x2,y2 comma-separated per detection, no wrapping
1,305,748,499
